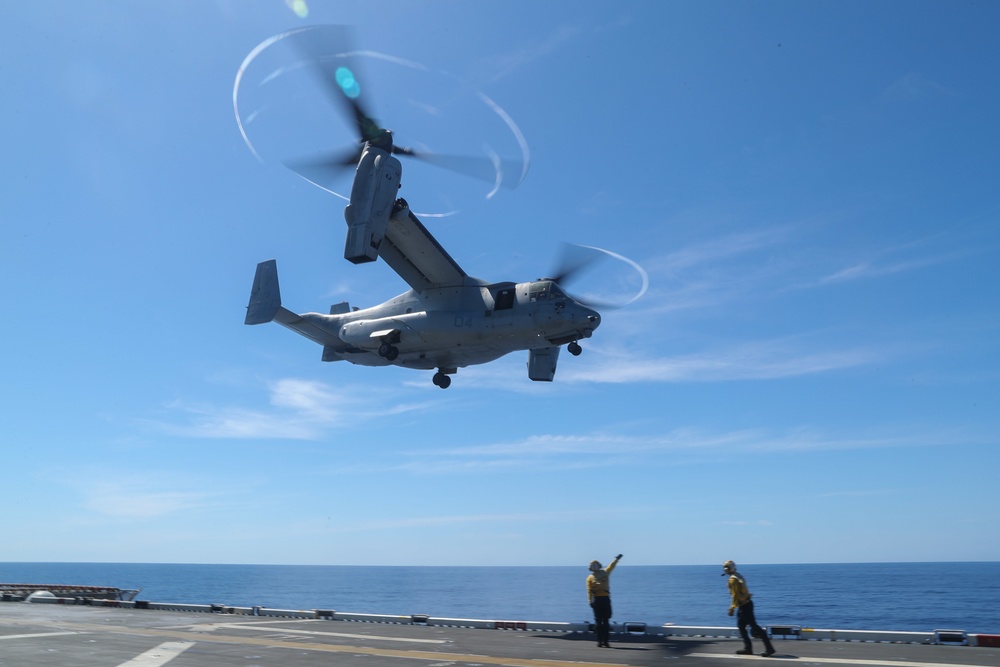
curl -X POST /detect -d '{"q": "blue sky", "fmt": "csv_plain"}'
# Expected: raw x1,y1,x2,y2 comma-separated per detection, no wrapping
3,1,998,566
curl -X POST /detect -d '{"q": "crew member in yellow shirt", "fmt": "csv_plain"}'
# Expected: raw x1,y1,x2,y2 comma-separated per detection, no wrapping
587,553,622,647
723,560,776,656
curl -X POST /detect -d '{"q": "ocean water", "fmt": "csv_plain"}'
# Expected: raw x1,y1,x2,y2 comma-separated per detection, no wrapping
1,562,996,634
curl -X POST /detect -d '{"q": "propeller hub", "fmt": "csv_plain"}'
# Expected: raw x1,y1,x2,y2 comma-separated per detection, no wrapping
368,128,393,152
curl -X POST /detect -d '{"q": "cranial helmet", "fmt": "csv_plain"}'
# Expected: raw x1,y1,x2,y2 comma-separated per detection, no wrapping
723,560,736,572
589,560,602,571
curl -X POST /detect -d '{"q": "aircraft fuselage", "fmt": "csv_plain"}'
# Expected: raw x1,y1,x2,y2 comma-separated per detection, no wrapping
298,277,600,371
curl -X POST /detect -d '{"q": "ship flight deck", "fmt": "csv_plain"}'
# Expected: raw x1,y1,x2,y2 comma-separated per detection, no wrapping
2,595,999,667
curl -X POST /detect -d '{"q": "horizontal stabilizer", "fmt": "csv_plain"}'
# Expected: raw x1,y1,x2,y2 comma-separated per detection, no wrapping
245,259,281,325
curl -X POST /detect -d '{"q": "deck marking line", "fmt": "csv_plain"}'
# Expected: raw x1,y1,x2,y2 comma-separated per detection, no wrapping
687,653,981,667
0,631,82,640
167,618,329,632
168,619,448,643
3,617,629,667
116,641,195,667
210,622,450,643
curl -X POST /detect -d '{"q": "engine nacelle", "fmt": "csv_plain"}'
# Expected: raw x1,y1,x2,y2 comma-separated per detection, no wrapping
344,146,402,264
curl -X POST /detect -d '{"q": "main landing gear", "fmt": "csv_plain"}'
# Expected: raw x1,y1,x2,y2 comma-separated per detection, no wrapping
377,330,401,361
432,371,452,389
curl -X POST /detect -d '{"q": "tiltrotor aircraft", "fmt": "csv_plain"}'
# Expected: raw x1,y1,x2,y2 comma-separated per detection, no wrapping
242,28,634,388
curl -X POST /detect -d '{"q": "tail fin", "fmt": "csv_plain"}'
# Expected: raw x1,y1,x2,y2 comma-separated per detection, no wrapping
245,259,281,325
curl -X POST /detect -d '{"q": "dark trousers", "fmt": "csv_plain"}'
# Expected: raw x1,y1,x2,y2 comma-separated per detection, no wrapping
737,600,775,652
592,596,612,645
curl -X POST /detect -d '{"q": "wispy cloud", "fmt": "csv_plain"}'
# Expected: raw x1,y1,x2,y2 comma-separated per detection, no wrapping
570,338,880,384
48,465,262,525
627,225,810,316
718,520,774,527
469,13,636,85
643,224,981,311
325,505,660,534
655,226,800,274
149,378,437,440
82,483,221,519
882,72,951,103
817,489,901,499
476,25,583,84
815,234,972,285
337,427,980,476
442,430,748,458
818,251,966,285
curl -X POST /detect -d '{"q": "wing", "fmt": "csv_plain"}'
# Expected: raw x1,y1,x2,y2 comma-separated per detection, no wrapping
378,201,467,291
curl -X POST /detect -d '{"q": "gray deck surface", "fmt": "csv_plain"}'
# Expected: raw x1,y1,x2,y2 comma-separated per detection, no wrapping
2,603,998,667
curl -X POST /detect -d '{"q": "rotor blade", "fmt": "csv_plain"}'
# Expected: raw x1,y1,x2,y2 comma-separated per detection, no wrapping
549,244,650,310
286,25,385,143
285,144,522,194
549,243,602,285
396,147,524,189
283,147,363,187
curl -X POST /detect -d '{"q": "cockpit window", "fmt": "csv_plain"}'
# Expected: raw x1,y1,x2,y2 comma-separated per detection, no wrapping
529,281,565,302
529,281,549,302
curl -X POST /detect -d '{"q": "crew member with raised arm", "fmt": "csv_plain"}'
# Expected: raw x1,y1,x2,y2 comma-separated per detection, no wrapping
587,553,623,648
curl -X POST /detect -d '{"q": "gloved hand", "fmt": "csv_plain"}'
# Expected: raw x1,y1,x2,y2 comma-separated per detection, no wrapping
616,554,623,560
727,608,735,616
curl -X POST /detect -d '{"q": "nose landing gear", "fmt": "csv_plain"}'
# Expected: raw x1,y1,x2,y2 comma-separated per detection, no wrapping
567,341,582,356
432,370,453,389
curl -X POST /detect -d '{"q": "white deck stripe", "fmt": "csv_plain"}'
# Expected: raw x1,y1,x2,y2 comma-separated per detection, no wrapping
688,652,978,667
255,627,449,644
1,631,81,640
116,641,195,667
181,620,447,643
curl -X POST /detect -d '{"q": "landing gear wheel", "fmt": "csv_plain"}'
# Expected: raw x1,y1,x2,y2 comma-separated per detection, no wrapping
378,342,399,360
568,341,582,356
432,372,452,389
